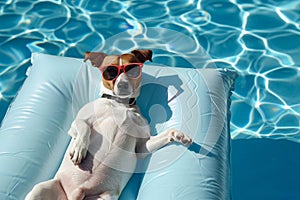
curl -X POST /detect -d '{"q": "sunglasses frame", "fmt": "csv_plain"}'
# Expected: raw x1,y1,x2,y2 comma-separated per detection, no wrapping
99,63,143,81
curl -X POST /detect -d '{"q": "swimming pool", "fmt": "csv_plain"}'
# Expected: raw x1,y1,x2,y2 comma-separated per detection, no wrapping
0,0,299,199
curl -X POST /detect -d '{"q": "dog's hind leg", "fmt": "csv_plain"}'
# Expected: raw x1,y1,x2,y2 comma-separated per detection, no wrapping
98,191,119,200
70,185,119,200
84,191,119,200
25,179,67,200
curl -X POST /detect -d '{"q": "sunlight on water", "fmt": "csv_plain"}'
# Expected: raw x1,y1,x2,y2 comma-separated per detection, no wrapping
0,0,299,142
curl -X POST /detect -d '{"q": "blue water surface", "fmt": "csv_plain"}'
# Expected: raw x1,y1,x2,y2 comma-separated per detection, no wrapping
0,0,300,199
1,0,299,142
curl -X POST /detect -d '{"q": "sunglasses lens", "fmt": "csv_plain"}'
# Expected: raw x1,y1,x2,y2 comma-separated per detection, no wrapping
102,66,118,80
125,64,141,78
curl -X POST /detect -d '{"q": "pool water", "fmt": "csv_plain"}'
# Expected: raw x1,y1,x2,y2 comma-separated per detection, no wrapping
0,0,300,199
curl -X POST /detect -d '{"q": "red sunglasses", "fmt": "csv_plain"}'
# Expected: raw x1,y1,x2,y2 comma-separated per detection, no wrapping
99,63,143,81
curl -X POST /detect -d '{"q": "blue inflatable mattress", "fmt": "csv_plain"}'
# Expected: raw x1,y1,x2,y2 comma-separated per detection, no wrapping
0,53,237,200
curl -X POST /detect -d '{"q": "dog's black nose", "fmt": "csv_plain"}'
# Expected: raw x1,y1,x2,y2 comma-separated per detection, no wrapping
117,82,128,90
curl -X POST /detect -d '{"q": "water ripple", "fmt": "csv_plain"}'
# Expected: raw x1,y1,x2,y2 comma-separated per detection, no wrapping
0,0,299,142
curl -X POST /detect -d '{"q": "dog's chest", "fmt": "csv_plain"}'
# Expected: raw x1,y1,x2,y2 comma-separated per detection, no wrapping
92,99,150,139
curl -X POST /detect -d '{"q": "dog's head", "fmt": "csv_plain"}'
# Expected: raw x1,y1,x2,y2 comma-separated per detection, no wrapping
84,49,152,99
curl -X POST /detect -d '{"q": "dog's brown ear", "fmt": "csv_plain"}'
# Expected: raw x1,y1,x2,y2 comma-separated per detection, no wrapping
84,52,107,67
131,49,152,63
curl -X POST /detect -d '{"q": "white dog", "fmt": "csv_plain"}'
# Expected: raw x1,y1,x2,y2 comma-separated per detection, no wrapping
25,49,192,200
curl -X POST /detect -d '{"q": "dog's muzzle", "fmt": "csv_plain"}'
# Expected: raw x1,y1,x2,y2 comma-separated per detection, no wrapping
117,82,129,90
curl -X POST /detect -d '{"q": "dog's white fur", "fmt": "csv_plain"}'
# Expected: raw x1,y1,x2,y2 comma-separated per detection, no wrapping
25,58,192,200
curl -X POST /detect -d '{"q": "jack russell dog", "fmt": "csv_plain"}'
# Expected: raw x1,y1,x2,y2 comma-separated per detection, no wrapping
25,49,192,200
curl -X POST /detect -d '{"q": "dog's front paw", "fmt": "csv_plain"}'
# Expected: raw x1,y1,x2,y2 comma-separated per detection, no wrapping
69,137,89,165
168,129,193,146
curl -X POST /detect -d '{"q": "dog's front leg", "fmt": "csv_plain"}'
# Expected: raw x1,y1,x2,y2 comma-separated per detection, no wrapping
68,119,91,165
137,129,192,158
